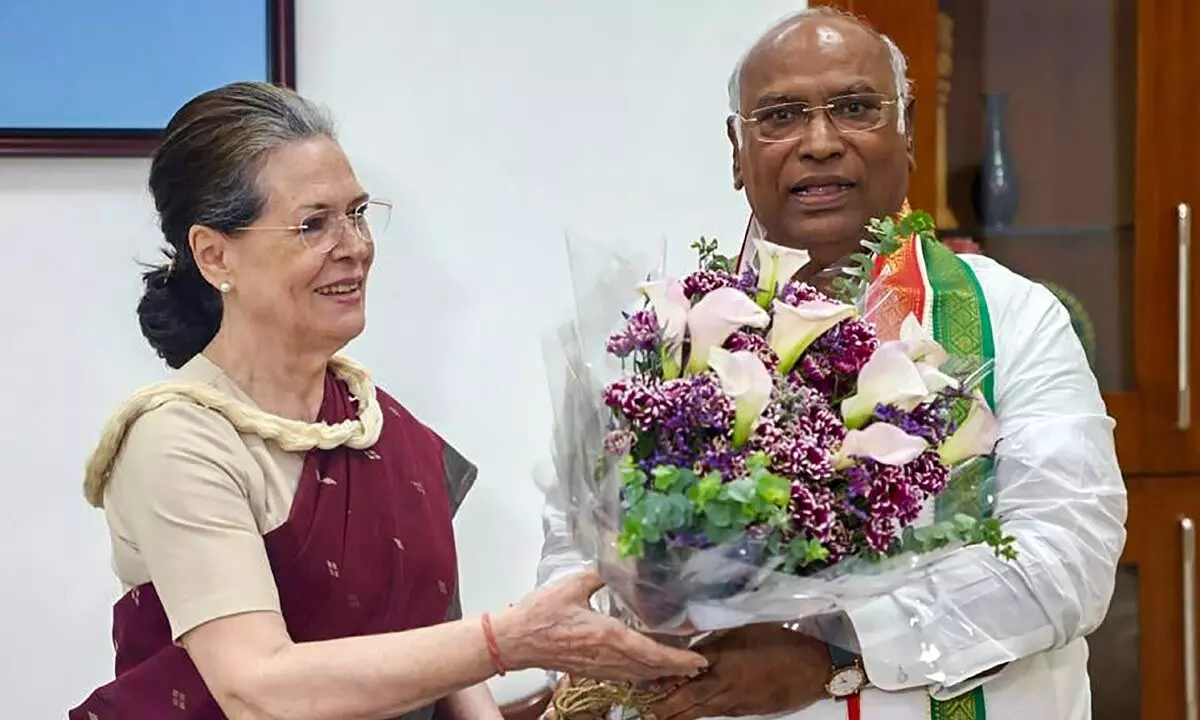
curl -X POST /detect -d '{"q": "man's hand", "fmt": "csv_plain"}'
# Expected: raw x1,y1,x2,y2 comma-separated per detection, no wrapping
645,623,832,720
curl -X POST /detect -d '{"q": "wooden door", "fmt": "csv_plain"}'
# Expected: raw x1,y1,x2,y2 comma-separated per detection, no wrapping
815,0,1200,474
1099,476,1200,719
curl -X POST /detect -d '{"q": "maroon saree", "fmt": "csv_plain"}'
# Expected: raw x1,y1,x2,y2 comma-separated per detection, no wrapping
69,369,477,720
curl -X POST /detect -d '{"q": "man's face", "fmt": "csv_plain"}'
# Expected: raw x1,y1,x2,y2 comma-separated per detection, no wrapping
729,17,913,268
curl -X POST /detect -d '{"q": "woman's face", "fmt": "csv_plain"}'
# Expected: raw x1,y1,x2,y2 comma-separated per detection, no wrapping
194,136,376,356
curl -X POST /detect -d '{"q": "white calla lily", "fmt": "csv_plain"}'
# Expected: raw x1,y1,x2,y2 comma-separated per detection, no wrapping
840,342,934,429
939,394,1000,465
767,299,858,375
752,237,811,306
708,347,774,447
685,287,770,375
834,423,929,469
638,278,689,379
899,313,949,366
917,363,960,394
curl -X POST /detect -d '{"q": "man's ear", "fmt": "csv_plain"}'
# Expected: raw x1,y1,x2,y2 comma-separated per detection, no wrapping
904,98,917,170
189,224,233,291
726,116,745,191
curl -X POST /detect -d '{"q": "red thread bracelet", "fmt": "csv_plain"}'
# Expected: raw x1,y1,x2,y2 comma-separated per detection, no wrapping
480,613,507,676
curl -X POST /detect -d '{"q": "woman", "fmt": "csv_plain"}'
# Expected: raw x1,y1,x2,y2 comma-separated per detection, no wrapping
69,81,705,720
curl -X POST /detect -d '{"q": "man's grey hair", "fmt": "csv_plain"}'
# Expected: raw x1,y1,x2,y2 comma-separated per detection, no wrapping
727,7,911,135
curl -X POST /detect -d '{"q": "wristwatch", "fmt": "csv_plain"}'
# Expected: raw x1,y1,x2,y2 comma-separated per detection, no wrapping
825,643,868,698
817,614,868,699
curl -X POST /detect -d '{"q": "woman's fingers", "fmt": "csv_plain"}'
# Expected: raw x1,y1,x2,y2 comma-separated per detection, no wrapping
614,626,707,678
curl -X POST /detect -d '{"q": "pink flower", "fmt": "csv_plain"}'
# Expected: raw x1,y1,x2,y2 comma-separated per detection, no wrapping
835,423,929,469
685,287,770,375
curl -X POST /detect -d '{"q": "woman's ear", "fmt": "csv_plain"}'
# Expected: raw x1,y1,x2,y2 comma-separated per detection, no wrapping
188,225,233,291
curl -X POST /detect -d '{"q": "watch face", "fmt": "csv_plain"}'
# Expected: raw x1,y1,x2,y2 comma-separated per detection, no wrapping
826,666,866,698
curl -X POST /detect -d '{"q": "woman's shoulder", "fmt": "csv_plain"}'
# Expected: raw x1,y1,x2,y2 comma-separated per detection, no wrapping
85,358,258,508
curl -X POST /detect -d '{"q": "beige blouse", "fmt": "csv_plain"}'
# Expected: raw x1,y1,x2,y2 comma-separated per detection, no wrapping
103,355,310,640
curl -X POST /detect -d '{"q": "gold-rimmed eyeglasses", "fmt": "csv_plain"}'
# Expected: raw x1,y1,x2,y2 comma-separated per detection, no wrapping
235,198,393,254
735,93,899,143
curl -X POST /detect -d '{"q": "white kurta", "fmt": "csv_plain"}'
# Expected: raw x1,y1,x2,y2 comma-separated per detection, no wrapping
537,253,1127,720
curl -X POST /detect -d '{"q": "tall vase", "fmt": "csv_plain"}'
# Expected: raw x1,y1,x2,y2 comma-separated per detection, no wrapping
973,92,1020,228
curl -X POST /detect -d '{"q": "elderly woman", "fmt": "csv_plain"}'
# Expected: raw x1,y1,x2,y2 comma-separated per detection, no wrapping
69,81,705,720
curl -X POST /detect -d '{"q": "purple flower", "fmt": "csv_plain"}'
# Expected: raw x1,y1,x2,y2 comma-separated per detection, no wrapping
777,281,829,306
725,330,780,371
606,309,661,358
873,396,956,445
603,429,637,455
822,521,855,564
790,483,835,540
603,374,735,471
694,437,748,478
751,386,841,485
682,270,743,300
603,378,667,432
799,317,879,399
901,450,951,496
736,267,760,295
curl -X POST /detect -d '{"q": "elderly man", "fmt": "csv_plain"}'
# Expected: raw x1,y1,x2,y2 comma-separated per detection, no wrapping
538,7,1126,720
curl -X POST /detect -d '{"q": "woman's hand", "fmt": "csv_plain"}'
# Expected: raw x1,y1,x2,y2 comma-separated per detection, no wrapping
495,571,708,682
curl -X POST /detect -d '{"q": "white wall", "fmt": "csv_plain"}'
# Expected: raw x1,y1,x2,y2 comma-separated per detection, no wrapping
0,1,806,714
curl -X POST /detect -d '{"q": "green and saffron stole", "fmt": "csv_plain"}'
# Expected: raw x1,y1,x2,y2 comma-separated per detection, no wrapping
864,203,995,720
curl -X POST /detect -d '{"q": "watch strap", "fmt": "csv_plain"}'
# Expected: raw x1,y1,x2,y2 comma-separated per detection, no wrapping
816,614,859,669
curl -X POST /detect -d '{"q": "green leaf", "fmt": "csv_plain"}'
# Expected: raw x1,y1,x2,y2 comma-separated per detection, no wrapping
651,465,681,492
805,540,830,563
952,513,978,533
755,473,791,508
616,516,645,558
705,500,736,528
782,536,830,571
623,482,646,506
705,520,741,545
687,472,723,508
723,477,756,504
746,451,770,475
620,455,648,488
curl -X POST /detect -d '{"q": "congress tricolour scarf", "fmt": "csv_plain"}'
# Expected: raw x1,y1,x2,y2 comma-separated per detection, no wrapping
863,206,993,720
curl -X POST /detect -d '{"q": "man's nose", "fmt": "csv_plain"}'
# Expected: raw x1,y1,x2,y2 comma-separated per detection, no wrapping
794,112,845,161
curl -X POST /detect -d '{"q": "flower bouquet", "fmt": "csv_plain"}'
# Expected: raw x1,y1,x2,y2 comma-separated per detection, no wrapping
541,209,1015,668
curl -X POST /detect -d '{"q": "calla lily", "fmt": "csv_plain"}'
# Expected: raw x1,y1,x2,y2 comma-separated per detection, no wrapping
752,237,811,306
840,342,933,429
638,278,689,379
834,422,929,469
708,347,773,447
939,394,1000,465
767,299,858,375
685,287,770,375
917,363,959,394
899,313,949,367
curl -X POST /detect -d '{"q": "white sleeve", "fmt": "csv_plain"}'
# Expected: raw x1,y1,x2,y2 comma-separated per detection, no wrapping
536,463,592,588
844,274,1128,697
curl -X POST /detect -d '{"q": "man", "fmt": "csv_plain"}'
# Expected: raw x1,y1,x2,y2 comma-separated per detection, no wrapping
538,8,1126,719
